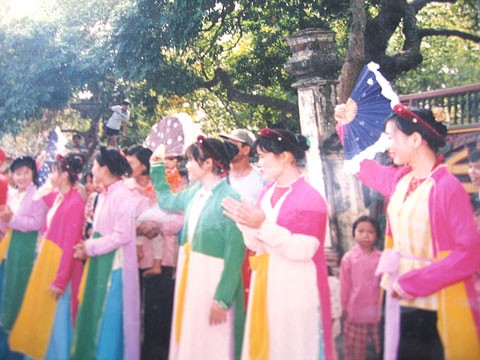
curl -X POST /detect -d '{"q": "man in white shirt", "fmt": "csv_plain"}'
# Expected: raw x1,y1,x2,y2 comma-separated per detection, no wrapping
105,99,131,147
220,129,264,205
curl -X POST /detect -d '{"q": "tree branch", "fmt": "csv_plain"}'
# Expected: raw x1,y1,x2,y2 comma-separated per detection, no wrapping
411,0,457,13
419,28,480,42
365,0,406,59
203,68,299,117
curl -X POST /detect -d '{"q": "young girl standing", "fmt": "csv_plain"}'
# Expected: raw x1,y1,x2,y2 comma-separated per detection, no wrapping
9,153,85,360
72,147,140,360
222,128,336,360
150,136,245,360
340,215,382,360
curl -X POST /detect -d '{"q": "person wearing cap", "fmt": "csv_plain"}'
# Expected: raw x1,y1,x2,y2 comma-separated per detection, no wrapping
220,129,265,308
220,129,264,206
150,136,245,360
336,105,480,359
105,100,131,147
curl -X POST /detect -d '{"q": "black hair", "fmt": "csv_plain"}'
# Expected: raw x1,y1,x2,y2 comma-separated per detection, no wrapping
10,156,38,186
352,215,379,238
54,153,84,184
124,145,153,175
96,146,132,177
468,149,480,163
83,171,93,183
185,138,239,176
254,128,309,165
385,108,448,152
165,155,183,161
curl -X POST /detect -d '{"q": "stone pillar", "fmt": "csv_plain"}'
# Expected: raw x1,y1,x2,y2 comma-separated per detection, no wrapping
284,28,368,262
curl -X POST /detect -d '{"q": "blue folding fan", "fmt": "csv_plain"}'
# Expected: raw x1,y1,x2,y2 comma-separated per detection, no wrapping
337,62,399,172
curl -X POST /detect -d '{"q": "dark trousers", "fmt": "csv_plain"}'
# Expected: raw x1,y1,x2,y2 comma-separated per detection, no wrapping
397,307,444,360
140,266,175,360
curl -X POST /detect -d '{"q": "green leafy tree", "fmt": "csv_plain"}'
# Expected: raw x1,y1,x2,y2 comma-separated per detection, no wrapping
0,0,143,154
113,0,480,127
0,0,479,143
0,22,80,133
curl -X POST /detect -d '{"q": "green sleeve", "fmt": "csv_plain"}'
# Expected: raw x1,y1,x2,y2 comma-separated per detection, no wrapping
213,196,246,308
150,162,197,212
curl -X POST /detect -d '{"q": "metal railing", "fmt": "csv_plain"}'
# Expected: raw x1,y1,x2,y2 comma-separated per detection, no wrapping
400,83,480,130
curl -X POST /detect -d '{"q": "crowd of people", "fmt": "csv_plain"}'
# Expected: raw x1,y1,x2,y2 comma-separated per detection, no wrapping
0,103,478,360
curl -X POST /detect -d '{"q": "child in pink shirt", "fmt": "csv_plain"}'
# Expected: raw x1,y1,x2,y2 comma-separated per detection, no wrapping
340,215,382,360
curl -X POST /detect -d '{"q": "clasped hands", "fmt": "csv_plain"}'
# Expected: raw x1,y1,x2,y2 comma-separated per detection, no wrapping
222,197,265,230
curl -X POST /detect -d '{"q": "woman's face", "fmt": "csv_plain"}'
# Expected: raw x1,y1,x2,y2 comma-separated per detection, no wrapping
126,155,147,179
91,159,109,186
385,120,414,166
185,155,207,182
49,166,63,188
256,147,283,181
12,165,34,191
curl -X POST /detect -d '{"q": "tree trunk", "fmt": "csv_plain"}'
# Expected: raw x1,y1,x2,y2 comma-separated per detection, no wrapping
336,0,367,103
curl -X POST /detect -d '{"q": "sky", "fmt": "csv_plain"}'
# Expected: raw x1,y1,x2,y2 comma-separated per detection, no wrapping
5,0,41,19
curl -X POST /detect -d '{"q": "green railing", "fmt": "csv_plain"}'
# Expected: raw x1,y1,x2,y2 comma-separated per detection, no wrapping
400,83,480,129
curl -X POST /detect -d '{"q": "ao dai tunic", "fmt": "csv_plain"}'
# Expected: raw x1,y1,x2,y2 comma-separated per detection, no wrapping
240,176,335,360
72,180,140,360
357,160,480,359
0,183,47,330
150,163,245,360
9,187,85,360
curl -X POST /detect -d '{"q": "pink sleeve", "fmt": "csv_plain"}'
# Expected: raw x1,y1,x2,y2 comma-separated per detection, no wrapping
8,199,47,232
51,199,85,292
356,159,409,198
84,201,135,257
339,254,351,312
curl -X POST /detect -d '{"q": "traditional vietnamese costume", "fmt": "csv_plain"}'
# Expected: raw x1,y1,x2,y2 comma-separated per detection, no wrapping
151,162,246,360
239,176,336,360
9,187,85,360
71,179,140,360
0,183,47,330
357,160,480,359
